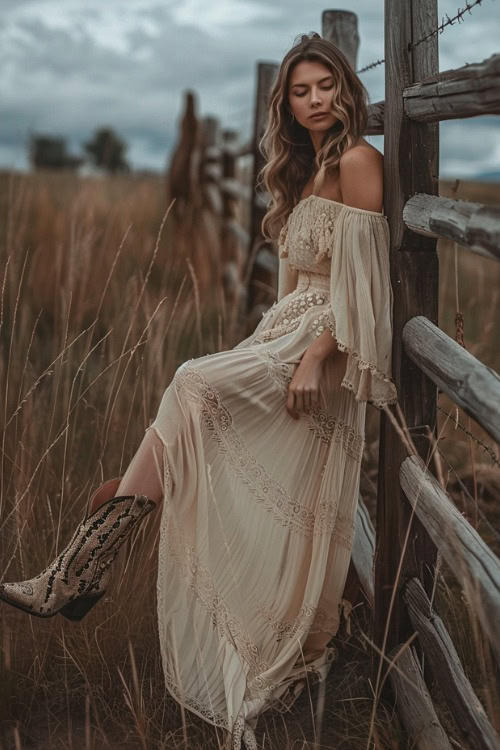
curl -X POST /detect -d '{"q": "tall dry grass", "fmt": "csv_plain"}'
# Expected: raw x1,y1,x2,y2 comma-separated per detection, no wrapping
0,168,498,749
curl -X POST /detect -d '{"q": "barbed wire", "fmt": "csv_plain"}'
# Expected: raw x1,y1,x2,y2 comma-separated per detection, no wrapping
356,57,385,75
436,444,500,546
355,0,493,75
410,0,489,51
437,403,500,467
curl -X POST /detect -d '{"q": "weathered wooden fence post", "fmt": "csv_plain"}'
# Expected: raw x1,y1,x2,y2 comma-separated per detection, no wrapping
221,129,243,340
322,9,359,65
200,116,222,214
246,62,279,322
221,130,238,265
375,0,440,680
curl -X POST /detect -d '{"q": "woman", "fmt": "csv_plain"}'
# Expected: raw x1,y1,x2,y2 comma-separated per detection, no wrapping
0,32,398,750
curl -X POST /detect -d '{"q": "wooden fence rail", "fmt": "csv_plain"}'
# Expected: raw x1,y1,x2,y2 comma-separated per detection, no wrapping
403,193,500,261
366,51,500,133
402,315,500,443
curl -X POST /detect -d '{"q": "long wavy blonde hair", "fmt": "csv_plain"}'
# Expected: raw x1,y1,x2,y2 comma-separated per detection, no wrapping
258,32,370,240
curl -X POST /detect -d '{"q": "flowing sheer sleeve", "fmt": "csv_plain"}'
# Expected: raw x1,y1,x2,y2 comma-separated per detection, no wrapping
277,222,298,302
323,206,398,409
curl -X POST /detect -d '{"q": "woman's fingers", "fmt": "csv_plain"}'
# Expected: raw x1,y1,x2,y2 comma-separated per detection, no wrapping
287,388,319,419
304,388,312,411
286,389,299,419
294,390,304,418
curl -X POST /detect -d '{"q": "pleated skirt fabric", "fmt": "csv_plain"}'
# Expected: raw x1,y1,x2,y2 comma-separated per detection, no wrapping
145,270,367,749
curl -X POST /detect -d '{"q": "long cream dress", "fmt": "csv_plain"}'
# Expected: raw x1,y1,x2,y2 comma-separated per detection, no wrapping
145,194,398,749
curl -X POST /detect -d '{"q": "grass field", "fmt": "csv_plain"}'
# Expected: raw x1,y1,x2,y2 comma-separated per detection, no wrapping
0,168,498,749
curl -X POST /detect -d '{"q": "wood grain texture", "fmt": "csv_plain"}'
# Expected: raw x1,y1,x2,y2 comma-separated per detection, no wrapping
375,0,439,674
404,577,500,750
404,53,500,121
402,315,500,443
322,10,359,70
247,62,279,315
352,495,376,608
400,454,500,664
403,193,500,261
387,642,453,749
366,101,384,134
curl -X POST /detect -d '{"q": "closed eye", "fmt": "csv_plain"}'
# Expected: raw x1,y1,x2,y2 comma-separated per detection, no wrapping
295,86,333,97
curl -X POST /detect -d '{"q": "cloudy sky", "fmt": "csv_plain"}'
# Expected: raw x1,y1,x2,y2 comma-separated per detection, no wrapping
1,0,499,178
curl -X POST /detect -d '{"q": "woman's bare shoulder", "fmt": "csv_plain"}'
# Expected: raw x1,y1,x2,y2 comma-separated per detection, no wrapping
340,139,383,168
339,141,384,212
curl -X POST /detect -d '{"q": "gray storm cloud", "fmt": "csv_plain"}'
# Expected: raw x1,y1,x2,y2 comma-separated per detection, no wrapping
1,0,499,176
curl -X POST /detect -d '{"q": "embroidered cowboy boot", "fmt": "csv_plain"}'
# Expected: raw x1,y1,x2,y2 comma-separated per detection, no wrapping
0,478,157,621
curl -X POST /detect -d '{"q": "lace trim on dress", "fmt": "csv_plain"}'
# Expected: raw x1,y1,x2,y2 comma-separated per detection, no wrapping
252,281,330,341
252,349,365,462
323,303,398,409
306,402,365,461
277,198,343,267
278,223,289,258
252,597,347,642
163,664,259,750
173,363,360,539
306,304,397,409
253,347,293,398
164,512,270,678
276,288,329,326
247,645,338,710
253,317,301,344
158,496,337,747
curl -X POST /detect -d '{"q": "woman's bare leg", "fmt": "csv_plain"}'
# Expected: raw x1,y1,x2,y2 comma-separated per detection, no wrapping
114,428,165,506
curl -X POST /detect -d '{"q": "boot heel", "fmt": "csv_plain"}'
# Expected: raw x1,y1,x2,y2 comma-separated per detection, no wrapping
59,592,106,622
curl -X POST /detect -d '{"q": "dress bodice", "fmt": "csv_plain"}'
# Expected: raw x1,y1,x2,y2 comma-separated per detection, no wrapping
278,194,386,277
278,195,344,275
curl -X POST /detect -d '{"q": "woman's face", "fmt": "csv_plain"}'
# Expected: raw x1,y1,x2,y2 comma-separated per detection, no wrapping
287,60,338,133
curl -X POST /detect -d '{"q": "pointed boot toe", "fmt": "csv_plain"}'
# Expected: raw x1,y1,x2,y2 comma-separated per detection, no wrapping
0,478,157,621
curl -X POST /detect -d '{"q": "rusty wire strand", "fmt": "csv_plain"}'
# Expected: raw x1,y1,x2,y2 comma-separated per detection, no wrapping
355,0,493,75
437,403,500,467
436,444,500,546
409,0,488,51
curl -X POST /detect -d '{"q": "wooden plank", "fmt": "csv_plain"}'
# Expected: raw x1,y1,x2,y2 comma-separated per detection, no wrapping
402,315,500,443
204,182,223,216
235,140,253,158
246,61,279,315
362,52,500,135
220,141,243,159
400,454,500,664
403,193,500,262
203,145,222,162
322,10,359,69
387,642,453,749
404,53,500,122
203,163,222,182
376,0,439,678
352,495,376,608
220,178,252,202
225,217,250,248
404,577,500,750
366,101,384,134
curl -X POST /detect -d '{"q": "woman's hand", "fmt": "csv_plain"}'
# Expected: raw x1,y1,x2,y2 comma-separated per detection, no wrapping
286,352,325,419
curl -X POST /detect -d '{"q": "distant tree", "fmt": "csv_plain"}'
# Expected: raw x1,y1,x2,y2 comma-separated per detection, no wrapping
29,134,84,171
83,127,130,174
